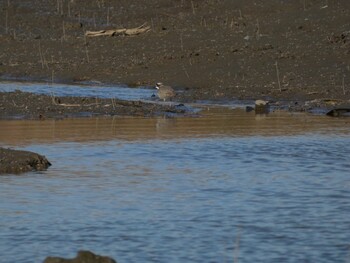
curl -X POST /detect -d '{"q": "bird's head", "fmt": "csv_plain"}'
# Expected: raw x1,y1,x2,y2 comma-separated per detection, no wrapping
155,82,163,89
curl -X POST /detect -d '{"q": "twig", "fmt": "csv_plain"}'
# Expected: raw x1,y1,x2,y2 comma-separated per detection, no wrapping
85,24,150,37
57,103,100,107
342,75,346,95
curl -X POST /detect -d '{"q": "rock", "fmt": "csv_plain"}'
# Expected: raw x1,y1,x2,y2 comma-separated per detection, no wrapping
0,147,51,174
43,250,117,263
245,106,255,112
326,108,350,117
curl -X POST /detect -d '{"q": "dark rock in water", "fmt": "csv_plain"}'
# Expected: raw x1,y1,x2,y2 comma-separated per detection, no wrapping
0,147,51,174
43,251,117,263
326,108,350,117
245,106,255,112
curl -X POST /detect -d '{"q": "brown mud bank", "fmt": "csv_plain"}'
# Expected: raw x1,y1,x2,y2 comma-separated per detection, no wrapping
0,90,188,119
0,0,350,103
0,147,51,174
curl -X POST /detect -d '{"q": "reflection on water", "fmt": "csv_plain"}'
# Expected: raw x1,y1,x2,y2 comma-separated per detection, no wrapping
1,108,349,145
0,109,350,263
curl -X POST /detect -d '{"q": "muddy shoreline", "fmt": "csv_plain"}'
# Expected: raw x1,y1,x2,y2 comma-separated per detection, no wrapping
1,0,350,174
1,0,350,103
0,90,189,120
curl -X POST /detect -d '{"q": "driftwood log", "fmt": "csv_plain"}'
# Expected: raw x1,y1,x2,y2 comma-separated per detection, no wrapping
85,24,150,37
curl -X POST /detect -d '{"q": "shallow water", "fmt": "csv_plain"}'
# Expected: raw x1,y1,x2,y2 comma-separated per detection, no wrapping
0,81,155,101
1,108,350,263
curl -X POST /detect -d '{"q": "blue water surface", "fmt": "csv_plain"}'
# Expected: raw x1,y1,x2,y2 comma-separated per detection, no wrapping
1,135,349,263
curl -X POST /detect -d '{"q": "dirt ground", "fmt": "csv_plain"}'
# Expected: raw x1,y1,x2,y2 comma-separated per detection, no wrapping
0,0,350,103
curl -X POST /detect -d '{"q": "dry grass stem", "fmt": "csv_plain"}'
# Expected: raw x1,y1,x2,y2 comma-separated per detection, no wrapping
51,92,57,105
180,32,184,51
275,61,282,92
60,0,63,15
107,7,110,26
5,10,8,34
182,65,190,79
43,54,49,69
62,21,66,41
83,29,87,45
38,42,44,69
68,1,71,17
191,1,195,15
85,46,90,63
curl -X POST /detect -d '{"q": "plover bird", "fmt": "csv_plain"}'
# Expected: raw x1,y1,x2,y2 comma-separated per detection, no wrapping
155,82,176,101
